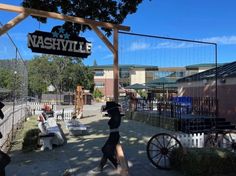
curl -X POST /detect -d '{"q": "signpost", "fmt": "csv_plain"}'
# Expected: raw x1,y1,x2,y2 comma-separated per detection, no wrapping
28,26,92,58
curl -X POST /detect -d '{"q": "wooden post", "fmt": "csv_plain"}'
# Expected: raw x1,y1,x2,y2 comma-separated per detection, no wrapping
75,85,83,118
113,28,119,103
116,144,129,176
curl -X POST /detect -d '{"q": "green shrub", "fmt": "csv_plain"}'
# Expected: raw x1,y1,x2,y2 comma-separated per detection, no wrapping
93,88,103,99
170,148,236,176
22,128,40,152
137,90,147,98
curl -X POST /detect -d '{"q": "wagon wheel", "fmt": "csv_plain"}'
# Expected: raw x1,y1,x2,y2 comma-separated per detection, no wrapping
146,133,183,170
204,133,220,148
220,131,236,152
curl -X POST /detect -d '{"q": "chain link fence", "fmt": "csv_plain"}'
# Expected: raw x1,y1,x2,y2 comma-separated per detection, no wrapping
0,24,29,152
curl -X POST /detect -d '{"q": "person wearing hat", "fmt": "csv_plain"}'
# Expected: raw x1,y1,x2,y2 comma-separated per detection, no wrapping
91,101,121,173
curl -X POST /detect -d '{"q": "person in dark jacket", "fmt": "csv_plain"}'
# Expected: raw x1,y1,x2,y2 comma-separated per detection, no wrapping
92,101,121,173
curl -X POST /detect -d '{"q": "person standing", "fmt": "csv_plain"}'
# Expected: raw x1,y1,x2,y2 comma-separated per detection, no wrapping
91,101,121,173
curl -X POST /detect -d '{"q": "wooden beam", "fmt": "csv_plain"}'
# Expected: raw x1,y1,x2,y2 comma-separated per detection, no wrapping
0,12,29,36
0,3,130,31
0,3,129,104
90,24,114,53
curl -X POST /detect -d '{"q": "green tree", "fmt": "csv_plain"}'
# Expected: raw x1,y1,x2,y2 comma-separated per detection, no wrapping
0,68,12,89
93,88,103,99
22,0,144,36
28,55,50,98
28,54,94,98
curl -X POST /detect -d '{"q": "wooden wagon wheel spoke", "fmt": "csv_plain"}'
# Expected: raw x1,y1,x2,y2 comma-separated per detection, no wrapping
223,136,231,143
148,149,160,152
151,151,161,160
167,143,179,150
221,131,236,152
227,133,235,142
155,154,163,166
162,135,166,147
166,153,171,159
150,142,160,148
166,136,174,148
154,138,164,148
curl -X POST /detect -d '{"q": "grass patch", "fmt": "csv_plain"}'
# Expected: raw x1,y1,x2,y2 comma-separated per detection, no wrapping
170,148,236,176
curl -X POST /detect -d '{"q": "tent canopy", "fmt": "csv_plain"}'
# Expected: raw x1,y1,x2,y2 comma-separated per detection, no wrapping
125,83,151,90
146,77,177,85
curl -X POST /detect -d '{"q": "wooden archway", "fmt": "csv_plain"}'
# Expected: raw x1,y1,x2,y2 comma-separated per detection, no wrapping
0,3,130,102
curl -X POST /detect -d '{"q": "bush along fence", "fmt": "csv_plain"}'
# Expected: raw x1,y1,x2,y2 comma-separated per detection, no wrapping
0,104,31,152
170,148,236,176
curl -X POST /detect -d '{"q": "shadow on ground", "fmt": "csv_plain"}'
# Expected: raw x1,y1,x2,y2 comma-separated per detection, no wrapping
6,104,181,176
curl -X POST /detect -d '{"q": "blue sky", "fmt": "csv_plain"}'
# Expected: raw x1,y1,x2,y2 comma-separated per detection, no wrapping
1,0,236,67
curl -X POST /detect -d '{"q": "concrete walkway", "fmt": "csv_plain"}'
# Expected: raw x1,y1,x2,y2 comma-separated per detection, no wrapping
6,102,181,176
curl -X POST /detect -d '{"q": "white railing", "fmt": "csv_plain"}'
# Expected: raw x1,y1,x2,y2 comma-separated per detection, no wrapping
28,102,57,112
27,102,73,120
175,133,205,148
0,104,29,152
54,110,73,120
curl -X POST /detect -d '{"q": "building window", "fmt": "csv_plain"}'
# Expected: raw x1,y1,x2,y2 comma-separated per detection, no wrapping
95,69,104,76
120,68,130,78
175,71,184,78
154,71,185,79
120,82,130,88
95,82,104,88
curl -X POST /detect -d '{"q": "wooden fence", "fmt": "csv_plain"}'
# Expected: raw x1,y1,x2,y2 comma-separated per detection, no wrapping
0,104,30,152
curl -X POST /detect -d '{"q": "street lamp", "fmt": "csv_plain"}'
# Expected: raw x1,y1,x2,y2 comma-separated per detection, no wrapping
68,77,73,105
12,70,17,140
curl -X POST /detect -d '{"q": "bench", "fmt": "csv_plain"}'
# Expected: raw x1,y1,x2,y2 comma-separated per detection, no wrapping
38,118,65,150
38,132,55,150
65,119,87,136
38,122,54,150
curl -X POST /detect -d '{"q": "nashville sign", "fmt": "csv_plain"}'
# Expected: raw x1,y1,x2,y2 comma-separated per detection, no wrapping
28,26,92,58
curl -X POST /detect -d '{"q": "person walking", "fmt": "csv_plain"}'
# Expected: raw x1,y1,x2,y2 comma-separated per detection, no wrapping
90,101,121,173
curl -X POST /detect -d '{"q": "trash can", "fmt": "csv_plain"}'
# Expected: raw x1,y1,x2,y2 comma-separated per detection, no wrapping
83,93,93,105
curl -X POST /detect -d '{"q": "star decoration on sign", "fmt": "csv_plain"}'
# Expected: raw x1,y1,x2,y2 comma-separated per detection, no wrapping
58,27,65,34
52,31,59,38
64,33,70,39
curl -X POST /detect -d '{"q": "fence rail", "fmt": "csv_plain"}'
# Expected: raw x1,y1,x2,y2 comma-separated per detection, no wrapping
0,102,74,152
121,96,218,119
